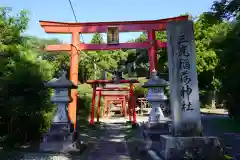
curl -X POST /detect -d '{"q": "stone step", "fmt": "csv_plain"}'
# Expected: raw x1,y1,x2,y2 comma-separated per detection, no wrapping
39,141,79,152
49,123,71,132
43,133,73,142
45,130,71,135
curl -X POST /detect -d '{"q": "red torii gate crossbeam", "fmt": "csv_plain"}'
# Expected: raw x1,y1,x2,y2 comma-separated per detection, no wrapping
86,79,139,125
39,15,188,131
96,87,129,91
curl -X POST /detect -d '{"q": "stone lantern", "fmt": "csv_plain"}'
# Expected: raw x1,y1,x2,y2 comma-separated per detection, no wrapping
142,70,170,128
40,71,79,152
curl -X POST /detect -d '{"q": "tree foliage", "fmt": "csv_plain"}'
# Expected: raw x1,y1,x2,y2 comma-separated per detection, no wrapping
0,7,55,146
209,0,239,20
208,0,240,117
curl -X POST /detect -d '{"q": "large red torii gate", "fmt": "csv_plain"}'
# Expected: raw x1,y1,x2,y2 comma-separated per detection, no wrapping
39,15,188,131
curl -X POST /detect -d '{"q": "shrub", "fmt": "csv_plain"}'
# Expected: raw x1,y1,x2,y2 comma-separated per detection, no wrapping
76,93,105,124
0,49,55,146
134,84,147,97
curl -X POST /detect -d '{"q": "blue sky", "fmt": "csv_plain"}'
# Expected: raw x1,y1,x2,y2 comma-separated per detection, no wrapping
2,0,214,43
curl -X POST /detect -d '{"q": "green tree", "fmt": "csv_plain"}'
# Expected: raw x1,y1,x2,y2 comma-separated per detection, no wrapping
211,19,240,117
24,36,70,77
209,0,239,20
78,33,128,82
0,7,55,146
194,13,230,108
200,0,240,117
0,7,28,46
90,33,104,44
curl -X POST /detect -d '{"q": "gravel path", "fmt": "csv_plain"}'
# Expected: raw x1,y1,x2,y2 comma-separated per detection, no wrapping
88,122,131,160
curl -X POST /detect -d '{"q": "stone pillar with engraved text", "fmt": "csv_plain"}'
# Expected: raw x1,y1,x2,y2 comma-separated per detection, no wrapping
152,20,224,160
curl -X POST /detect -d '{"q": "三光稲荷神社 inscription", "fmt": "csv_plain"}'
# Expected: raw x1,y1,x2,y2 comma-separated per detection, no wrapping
177,32,193,112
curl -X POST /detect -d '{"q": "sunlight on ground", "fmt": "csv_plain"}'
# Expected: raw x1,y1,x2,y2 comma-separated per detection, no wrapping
200,108,228,115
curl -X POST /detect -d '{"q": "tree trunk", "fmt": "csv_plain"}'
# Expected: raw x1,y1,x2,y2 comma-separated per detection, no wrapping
211,90,216,109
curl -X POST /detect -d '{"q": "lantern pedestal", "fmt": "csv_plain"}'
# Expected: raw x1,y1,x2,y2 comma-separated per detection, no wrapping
145,101,171,129
40,124,79,152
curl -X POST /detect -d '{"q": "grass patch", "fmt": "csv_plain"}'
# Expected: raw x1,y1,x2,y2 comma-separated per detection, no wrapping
213,118,240,133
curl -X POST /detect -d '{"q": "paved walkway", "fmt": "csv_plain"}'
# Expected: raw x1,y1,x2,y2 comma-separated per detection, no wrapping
88,122,131,160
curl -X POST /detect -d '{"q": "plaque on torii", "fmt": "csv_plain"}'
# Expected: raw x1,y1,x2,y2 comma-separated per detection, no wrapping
107,26,119,44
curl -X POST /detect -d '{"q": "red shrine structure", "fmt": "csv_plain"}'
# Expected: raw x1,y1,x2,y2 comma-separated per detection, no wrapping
86,79,139,125
39,15,188,130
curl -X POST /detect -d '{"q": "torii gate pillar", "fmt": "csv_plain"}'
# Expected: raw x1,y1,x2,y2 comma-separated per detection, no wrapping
69,31,80,130
148,30,157,71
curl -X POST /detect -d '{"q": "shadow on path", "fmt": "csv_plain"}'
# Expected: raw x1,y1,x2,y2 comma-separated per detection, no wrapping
88,122,131,160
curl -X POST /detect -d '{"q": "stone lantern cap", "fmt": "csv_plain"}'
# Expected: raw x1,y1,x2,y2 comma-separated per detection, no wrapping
142,70,169,88
45,71,77,89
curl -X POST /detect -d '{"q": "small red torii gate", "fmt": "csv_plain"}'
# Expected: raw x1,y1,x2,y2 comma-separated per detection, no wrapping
102,94,127,118
39,15,188,131
96,87,129,118
86,79,139,125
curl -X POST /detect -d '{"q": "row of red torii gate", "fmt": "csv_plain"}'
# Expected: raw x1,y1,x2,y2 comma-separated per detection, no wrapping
86,81,139,125
39,15,189,131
